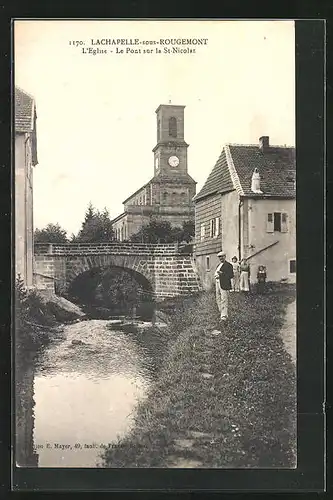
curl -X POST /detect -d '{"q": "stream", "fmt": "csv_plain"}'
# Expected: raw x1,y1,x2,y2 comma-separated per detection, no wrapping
32,319,152,467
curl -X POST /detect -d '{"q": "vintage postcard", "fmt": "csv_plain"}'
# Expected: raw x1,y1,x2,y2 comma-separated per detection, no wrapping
14,19,297,470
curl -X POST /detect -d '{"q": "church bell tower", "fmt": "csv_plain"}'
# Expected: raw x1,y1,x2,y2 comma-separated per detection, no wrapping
152,104,189,177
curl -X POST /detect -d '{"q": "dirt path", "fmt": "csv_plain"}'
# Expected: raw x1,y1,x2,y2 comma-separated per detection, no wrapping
280,299,296,364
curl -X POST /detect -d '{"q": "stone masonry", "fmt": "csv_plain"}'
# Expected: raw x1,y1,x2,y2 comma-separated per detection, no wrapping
34,242,202,299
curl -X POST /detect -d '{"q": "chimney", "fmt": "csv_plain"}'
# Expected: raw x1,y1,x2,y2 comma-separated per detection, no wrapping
251,167,262,194
259,136,269,152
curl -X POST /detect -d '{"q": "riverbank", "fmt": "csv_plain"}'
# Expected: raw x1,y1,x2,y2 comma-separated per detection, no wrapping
101,284,296,468
15,285,87,366
15,282,87,466
15,284,62,466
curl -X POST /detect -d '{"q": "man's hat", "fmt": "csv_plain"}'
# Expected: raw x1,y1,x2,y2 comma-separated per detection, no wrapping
217,251,226,257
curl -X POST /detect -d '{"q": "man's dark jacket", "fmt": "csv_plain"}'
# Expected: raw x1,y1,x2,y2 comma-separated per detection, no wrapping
217,261,234,290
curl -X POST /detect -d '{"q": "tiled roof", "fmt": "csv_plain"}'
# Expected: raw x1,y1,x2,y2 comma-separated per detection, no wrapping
15,87,36,132
194,142,296,202
193,148,234,201
229,144,296,197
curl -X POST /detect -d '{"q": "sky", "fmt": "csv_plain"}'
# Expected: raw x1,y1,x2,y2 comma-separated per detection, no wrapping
14,20,295,236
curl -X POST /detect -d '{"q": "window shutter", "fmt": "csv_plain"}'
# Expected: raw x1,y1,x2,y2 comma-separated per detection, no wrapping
215,217,220,237
266,213,274,233
200,223,205,241
210,219,214,238
281,213,288,233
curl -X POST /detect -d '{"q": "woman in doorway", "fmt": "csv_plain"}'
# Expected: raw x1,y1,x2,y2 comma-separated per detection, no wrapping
239,258,250,292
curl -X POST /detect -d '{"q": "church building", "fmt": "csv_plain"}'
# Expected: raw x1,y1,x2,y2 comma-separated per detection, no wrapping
112,104,196,241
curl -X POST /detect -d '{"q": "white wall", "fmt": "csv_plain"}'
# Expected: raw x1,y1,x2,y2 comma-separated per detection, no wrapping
15,133,35,287
221,190,240,262
247,198,296,283
15,134,27,284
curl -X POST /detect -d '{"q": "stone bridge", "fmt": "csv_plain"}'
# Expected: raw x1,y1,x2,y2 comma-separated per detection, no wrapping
34,242,202,299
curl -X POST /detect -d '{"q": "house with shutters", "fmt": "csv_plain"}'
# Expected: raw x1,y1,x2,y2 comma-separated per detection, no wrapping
15,87,38,287
193,136,296,290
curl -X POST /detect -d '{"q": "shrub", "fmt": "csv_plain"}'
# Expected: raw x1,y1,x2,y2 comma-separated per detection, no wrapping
15,276,58,356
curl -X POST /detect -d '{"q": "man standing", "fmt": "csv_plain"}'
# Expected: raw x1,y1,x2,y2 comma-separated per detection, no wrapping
214,251,234,321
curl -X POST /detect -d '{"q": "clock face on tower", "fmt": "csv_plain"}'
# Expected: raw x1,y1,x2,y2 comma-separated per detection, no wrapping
168,155,180,167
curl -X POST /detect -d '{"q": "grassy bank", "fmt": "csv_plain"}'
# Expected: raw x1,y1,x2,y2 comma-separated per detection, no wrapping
101,285,296,468
15,280,64,365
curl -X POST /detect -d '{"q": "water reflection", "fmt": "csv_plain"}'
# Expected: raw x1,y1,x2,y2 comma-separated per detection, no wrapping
33,320,151,467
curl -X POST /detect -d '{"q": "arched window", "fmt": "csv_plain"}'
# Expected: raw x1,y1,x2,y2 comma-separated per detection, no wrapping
180,192,186,204
169,116,177,138
162,192,168,203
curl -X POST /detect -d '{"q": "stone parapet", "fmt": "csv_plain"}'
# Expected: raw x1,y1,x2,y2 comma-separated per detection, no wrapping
34,242,180,256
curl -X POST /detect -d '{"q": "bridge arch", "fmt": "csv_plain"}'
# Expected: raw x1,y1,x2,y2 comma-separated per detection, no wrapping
66,264,155,319
63,254,155,294
67,264,154,297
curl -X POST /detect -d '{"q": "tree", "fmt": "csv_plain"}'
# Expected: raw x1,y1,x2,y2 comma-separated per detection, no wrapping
95,268,144,313
84,202,95,223
129,219,175,243
34,223,68,243
129,219,195,244
178,220,195,243
75,203,114,242
70,233,79,243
